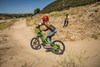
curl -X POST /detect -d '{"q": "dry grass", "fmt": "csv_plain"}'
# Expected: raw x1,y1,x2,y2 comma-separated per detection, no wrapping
54,51,90,67
26,3,100,41
19,58,41,67
0,19,17,30
0,58,8,66
21,63,33,67
26,14,44,26
26,17,34,26
0,32,9,44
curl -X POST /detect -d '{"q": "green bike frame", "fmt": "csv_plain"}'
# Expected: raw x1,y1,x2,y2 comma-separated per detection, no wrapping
38,32,59,50
38,32,48,45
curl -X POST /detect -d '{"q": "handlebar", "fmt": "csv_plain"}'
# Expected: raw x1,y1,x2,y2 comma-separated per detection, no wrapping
36,25,42,32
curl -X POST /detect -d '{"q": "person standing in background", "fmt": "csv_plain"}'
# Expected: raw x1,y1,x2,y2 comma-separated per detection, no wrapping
63,14,69,27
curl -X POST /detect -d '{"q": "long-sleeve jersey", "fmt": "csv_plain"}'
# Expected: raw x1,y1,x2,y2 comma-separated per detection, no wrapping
41,22,56,32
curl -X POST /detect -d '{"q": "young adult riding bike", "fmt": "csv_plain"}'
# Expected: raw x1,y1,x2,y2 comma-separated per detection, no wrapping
30,15,65,54
39,15,57,51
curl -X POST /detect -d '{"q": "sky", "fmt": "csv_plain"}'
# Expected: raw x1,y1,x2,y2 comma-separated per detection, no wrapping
0,0,54,14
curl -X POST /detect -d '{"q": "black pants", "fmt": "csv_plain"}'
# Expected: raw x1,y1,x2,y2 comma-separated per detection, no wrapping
63,20,69,27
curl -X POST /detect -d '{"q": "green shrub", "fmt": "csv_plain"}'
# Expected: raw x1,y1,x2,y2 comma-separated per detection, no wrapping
34,8,40,15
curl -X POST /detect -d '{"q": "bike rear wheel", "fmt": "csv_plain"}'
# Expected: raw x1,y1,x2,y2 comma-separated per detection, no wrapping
30,37,41,50
51,40,65,55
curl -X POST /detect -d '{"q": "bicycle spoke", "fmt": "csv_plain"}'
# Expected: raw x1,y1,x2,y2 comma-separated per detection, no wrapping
51,40,65,54
30,37,41,50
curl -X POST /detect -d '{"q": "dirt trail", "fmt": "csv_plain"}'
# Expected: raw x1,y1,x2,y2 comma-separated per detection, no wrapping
0,19,100,67
1,19,63,67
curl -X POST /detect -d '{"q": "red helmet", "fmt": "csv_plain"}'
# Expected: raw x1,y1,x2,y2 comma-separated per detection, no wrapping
42,15,49,23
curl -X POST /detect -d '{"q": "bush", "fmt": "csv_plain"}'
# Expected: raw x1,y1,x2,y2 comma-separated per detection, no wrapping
34,8,40,15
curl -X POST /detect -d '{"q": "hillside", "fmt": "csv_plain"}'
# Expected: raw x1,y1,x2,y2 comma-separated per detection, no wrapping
41,0,100,13
28,2,100,41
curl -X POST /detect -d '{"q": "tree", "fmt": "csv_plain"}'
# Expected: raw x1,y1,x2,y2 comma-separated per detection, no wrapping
34,8,40,15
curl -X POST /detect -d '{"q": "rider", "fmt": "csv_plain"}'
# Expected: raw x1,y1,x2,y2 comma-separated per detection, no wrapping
39,15,57,51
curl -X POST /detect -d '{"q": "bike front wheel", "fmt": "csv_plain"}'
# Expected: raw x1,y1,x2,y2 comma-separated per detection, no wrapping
51,40,65,55
30,37,41,50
